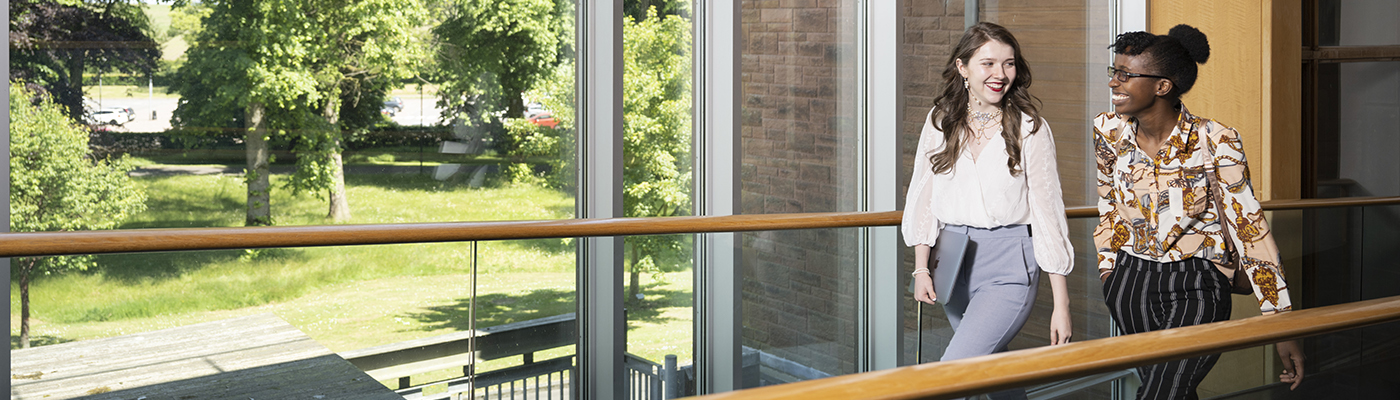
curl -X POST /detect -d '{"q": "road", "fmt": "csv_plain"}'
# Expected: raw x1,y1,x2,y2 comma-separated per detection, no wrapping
95,95,443,132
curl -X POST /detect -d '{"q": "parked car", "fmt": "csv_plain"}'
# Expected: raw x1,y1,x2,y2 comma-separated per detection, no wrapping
383,97,404,113
525,102,547,118
88,109,127,126
527,111,558,129
103,107,135,122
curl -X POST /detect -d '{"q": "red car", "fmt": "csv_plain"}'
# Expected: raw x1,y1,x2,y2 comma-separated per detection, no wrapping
527,111,558,128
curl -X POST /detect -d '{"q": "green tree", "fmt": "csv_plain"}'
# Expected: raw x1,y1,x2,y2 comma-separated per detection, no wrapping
620,9,692,303
170,0,423,224
10,0,162,122
624,0,688,22
294,0,428,221
502,8,692,302
9,83,147,348
170,0,322,226
433,0,568,121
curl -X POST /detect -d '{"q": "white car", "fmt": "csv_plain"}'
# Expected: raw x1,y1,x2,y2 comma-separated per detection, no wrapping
106,107,135,122
88,109,127,126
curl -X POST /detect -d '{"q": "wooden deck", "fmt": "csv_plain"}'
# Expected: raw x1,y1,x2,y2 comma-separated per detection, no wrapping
9,313,401,400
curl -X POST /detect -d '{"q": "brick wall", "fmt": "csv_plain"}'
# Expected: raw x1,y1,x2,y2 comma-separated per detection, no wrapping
739,0,863,379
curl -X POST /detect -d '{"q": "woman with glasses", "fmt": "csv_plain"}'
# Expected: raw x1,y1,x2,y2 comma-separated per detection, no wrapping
1094,24,1305,399
903,22,1074,399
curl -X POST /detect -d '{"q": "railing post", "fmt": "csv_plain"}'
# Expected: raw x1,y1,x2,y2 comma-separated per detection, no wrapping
663,355,678,399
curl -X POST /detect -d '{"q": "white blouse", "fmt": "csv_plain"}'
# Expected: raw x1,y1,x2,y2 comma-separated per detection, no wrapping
901,108,1074,276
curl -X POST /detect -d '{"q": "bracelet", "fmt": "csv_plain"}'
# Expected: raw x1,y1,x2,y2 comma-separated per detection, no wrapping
912,268,930,277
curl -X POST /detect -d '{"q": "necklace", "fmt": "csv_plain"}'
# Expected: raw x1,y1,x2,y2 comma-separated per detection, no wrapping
966,104,1003,146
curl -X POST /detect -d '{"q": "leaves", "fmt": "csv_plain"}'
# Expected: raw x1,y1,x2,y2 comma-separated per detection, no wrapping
434,0,568,120
170,0,428,214
10,0,163,121
494,7,692,276
9,83,147,274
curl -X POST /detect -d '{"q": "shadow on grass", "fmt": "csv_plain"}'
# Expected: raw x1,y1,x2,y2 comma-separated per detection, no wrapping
86,248,302,285
403,288,575,332
11,334,75,350
622,281,693,330
122,177,245,229
403,281,690,332
344,169,510,193
344,172,446,193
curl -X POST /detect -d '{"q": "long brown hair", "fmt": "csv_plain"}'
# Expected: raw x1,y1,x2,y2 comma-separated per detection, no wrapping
928,22,1043,176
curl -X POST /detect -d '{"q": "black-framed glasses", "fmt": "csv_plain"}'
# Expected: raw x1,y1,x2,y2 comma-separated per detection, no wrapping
1107,66,1171,82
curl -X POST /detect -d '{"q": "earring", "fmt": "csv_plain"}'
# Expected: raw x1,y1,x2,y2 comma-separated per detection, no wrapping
966,77,982,107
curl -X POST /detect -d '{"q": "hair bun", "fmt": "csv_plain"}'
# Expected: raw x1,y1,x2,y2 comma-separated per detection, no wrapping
1168,24,1210,64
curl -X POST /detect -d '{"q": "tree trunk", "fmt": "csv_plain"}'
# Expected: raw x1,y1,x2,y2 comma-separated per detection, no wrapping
65,51,86,122
327,152,350,221
628,242,641,304
506,89,527,119
19,258,34,349
246,102,272,226
323,95,350,221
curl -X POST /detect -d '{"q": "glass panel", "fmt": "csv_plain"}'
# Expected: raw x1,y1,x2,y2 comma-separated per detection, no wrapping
11,0,581,398
1254,205,1400,399
1318,0,1400,46
741,228,862,387
8,241,578,399
1333,61,1400,197
740,0,863,386
623,234,695,399
621,1,696,398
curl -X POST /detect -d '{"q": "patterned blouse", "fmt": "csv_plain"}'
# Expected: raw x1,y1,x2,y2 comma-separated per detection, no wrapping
1093,104,1291,314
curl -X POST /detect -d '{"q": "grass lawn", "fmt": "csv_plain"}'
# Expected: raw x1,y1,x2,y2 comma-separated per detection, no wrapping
10,170,696,385
84,84,179,100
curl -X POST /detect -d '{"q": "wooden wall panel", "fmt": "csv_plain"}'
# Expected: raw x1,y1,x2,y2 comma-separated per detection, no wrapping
1268,1,1303,200
1151,0,1301,201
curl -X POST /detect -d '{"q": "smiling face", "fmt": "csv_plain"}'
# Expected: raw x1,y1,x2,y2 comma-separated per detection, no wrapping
1108,53,1172,117
957,40,1017,113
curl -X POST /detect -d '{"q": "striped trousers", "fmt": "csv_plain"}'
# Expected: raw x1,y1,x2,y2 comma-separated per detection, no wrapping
1102,251,1232,400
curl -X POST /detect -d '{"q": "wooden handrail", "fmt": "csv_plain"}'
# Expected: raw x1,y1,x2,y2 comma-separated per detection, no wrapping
686,295,1400,400
0,196,1397,258
0,211,901,257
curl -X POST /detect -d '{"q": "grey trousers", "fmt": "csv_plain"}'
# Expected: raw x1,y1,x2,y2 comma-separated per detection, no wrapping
939,225,1039,400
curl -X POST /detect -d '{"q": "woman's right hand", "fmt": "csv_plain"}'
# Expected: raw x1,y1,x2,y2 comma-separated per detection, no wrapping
914,273,937,305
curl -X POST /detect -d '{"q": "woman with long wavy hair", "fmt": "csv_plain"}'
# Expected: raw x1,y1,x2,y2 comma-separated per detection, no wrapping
902,22,1074,399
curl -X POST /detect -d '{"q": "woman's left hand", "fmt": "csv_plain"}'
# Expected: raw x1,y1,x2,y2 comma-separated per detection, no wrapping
1047,273,1072,345
1050,308,1072,345
1276,340,1306,390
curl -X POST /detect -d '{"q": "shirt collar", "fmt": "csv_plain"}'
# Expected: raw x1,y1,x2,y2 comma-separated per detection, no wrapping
1121,102,1199,157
